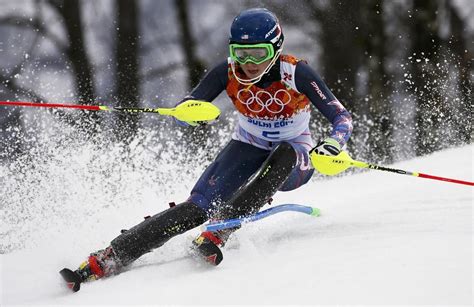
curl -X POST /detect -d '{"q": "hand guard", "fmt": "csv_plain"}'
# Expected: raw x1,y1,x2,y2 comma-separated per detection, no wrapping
173,99,215,127
310,138,341,156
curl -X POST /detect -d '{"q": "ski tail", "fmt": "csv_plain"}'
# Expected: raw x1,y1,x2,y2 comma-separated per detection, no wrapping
59,268,82,292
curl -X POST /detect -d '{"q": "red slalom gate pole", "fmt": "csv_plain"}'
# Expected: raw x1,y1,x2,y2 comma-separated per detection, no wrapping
0,100,222,122
0,101,108,111
311,151,474,186
416,172,474,186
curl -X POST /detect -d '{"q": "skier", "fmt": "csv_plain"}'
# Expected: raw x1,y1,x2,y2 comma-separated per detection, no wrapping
61,8,352,291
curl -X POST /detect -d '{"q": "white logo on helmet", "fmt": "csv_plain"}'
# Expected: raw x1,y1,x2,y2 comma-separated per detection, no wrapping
237,88,291,114
265,24,278,39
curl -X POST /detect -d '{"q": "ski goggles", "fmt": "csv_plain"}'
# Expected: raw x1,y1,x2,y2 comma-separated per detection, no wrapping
229,43,275,65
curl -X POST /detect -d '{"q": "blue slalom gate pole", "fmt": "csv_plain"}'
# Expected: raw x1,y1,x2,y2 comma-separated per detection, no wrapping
201,204,320,232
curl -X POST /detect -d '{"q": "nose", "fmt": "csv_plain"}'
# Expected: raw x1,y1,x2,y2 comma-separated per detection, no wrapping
243,62,258,69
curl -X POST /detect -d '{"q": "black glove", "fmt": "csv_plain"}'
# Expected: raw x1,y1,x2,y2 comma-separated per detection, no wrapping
310,138,341,156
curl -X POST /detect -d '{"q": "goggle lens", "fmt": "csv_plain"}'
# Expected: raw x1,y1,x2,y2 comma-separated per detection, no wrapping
230,44,274,64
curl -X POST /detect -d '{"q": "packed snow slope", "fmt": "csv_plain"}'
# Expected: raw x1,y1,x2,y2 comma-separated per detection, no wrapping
1,145,472,306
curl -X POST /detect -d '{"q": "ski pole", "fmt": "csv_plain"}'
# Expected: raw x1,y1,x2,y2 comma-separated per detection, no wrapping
310,151,474,186
201,204,320,232
0,100,221,122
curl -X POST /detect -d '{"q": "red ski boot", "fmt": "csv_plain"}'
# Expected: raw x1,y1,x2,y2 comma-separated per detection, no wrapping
60,246,122,292
191,229,235,266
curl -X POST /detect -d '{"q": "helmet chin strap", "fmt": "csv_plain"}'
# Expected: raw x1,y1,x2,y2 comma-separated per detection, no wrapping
231,48,283,86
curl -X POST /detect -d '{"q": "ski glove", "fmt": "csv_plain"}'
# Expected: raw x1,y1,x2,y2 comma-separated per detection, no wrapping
310,138,341,156
174,117,211,127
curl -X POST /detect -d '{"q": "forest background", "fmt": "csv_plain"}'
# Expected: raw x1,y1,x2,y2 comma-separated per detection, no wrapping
0,0,472,165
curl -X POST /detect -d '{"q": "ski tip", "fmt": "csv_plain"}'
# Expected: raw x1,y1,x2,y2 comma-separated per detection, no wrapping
311,207,321,217
59,268,82,292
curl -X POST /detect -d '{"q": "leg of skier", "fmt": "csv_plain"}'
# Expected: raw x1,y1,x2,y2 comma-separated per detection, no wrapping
61,200,209,290
60,138,311,290
60,139,272,291
191,135,314,265
111,140,277,267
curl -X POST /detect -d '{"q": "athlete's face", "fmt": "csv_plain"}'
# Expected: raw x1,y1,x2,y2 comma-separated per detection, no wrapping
240,59,272,79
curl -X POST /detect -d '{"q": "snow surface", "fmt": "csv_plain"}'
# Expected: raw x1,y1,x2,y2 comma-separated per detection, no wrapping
1,145,472,306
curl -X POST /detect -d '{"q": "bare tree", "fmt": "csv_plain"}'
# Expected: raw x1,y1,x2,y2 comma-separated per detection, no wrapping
173,0,206,90
445,1,472,145
114,0,140,140
0,2,52,103
47,0,96,105
172,0,211,154
408,0,444,155
360,0,392,162
0,2,66,158
45,0,104,135
314,1,363,112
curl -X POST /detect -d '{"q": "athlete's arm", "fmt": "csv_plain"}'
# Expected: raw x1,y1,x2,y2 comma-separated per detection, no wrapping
185,60,228,102
295,61,353,146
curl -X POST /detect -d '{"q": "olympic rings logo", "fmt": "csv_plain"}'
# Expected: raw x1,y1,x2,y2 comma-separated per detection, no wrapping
237,88,291,114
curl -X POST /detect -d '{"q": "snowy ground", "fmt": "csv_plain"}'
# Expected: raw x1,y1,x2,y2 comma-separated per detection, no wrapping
1,145,472,306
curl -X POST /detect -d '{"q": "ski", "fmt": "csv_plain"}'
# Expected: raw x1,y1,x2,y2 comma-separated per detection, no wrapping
202,204,320,232
60,203,319,292
190,204,319,266
59,268,83,292
190,232,224,266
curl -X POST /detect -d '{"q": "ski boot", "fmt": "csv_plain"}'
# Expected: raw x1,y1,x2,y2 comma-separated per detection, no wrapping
191,229,235,266
60,246,122,292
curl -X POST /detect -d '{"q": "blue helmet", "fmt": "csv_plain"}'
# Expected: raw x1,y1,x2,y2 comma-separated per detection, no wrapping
229,8,284,56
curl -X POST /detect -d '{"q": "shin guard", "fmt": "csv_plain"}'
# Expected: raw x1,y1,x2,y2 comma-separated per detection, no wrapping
111,201,207,265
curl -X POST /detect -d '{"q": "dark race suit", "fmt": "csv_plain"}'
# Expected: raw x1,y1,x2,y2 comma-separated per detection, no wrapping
187,55,352,214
